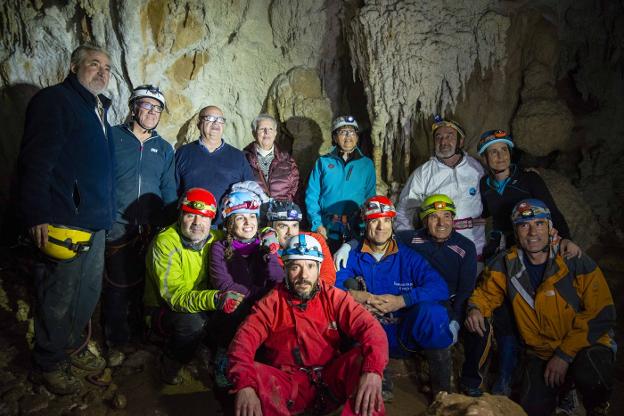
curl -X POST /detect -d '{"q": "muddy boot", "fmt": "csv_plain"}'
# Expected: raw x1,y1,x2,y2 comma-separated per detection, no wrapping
70,348,107,372
381,368,394,402
160,354,183,385
30,363,83,395
424,348,452,399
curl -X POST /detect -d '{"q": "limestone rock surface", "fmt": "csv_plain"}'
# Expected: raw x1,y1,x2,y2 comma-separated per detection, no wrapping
425,392,527,416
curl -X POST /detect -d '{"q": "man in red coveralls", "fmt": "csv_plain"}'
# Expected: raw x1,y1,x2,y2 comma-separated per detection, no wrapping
228,234,388,416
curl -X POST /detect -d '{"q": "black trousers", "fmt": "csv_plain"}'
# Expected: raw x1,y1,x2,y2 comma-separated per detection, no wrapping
518,345,614,416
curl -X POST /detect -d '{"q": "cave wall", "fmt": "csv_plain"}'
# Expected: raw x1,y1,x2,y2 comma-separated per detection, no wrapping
1,0,622,247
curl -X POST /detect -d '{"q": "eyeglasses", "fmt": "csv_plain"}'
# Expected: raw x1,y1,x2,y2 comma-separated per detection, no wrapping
257,127,275,134
137,101,164,113
336,129,357,137
200,115,226,124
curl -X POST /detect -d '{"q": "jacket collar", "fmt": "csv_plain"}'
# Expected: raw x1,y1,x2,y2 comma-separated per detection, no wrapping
359,237,399,261
329,146,364,163
64,73,111,109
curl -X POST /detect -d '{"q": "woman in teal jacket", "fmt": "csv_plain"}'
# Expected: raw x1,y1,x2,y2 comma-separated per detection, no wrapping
305,116,376,251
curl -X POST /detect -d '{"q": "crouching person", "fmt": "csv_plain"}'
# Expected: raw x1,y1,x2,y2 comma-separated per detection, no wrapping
144,188,243,384
335,196,453,400
228,234,388,416
463,199,616,416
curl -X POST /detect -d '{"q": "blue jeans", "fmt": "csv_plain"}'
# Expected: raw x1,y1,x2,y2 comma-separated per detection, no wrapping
32,230,105,371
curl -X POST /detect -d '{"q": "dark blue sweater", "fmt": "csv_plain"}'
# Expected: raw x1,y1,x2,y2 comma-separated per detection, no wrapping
111,124,177,227
18,74,115,231
397,229,477,322
175,139,254,224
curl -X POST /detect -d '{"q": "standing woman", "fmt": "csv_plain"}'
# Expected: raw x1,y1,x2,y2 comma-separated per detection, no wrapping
243,114,300,201
477,129,580,260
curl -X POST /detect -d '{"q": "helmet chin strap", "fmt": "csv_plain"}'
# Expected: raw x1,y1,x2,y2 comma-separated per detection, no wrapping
132,112,158,133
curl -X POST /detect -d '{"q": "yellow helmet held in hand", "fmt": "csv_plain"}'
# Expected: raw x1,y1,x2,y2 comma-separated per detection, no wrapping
41,224,94,261
419,194,457,220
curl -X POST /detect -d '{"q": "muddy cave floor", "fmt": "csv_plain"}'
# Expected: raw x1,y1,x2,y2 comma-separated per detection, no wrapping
0,244,622,416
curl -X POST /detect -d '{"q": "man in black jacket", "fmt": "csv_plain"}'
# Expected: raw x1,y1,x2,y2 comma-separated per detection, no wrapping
18,44,115,395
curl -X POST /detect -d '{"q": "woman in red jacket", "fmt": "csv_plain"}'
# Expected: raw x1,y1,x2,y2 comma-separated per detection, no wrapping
243,114,300,201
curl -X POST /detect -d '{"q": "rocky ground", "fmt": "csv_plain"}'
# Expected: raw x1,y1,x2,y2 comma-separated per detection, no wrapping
0,242,621,416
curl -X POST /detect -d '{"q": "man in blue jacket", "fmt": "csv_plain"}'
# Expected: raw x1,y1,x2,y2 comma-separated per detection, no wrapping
335,196,452,401
18,44,114,394
175,105,254,226
305,116,376,252
103,85,177,365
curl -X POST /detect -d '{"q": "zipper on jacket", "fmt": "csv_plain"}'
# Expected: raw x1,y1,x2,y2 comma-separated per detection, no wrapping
346,166,353,181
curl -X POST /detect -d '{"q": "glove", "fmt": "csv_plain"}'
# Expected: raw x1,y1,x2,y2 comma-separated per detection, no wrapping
215,291,244,314
260,227,280,255
333,239,358,271
449,320,460,345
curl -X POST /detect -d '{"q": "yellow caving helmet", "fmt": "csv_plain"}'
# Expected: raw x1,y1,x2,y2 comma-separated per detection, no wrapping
419,194,457,221
41,224,94,261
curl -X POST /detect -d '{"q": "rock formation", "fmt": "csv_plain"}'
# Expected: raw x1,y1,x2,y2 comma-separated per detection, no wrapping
1,0,623,246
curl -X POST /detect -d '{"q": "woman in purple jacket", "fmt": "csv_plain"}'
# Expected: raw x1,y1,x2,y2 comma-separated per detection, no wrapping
208,187,284,386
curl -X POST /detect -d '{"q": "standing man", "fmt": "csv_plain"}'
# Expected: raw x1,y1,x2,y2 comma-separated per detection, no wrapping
305,116,376,252
175,106,254,226
243,114,300,201
228,234,388,416
18,44,114,394
395,115,485,260
103,85,177,365
463,199,616,416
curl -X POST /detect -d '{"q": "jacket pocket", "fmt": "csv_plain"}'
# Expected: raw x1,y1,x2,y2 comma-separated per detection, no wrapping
72,180,81,214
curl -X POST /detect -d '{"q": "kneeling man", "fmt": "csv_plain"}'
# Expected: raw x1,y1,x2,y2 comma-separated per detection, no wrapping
335,196,453,399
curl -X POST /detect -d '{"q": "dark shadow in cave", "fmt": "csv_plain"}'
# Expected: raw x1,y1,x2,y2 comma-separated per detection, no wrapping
0,83,41,246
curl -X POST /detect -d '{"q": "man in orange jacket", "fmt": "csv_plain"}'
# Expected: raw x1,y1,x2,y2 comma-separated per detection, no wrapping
266,199,336,285
462,199,615,416
228,234,388,416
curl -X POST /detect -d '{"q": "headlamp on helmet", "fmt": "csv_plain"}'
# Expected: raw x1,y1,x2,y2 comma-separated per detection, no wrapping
477,129,514,155
511,199,551,225
180,188,217,218
362,196,396,221
331,115,359,133
129,84,166,109
222,191,261,219
431,115,465,139
267,200,303,222
282,234,324,263
419,194,457,220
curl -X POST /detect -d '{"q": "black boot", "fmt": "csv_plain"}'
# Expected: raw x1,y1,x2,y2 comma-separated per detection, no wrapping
424,348,452,399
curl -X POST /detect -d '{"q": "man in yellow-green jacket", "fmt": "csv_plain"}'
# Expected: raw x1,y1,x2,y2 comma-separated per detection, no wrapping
144,187,243,384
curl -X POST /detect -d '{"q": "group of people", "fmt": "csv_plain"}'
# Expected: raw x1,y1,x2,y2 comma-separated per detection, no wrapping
17,43,616,416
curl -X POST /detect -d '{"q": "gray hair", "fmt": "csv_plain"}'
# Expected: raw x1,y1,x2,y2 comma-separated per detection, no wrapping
251,113,277,131
70,44,111,69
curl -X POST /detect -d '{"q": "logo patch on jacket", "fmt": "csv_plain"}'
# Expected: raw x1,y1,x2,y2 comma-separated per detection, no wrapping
150,148,158,153
410,237,426,244
328,163,335,169
327,321,338,331
447,245,466,258
469,187,477,196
